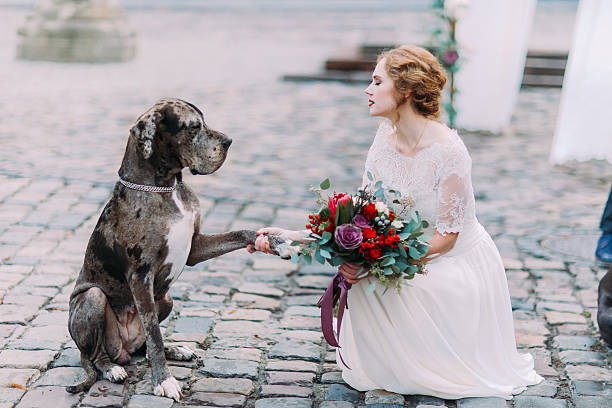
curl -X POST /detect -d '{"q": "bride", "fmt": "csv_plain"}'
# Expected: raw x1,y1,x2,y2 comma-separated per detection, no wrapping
249,45,542,399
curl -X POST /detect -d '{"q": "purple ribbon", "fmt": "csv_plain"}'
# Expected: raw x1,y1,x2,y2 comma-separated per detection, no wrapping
320,272,352,369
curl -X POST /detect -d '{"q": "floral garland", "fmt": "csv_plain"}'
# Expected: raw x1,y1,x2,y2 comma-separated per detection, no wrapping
429,0,469,128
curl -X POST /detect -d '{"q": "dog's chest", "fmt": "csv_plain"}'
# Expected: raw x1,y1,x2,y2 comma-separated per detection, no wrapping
163,191,196,285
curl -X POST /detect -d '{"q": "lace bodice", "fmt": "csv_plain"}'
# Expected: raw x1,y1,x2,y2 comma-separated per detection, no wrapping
362,120,476,236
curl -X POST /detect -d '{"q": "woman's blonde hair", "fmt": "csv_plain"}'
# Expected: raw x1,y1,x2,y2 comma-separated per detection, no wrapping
377,45,447,119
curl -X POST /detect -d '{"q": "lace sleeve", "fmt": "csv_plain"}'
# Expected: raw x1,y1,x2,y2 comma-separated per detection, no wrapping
435,141,473,235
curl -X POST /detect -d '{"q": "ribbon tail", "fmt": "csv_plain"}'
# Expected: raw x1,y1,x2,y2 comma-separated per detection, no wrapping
320,273,341,347
335,280,352,370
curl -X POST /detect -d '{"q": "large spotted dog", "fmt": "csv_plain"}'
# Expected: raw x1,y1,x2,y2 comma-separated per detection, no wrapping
67,99,278,400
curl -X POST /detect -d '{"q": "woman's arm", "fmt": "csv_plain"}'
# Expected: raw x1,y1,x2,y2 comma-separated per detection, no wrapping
421,231,459,263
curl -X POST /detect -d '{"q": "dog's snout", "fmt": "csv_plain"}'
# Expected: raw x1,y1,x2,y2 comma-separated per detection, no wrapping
222,138,232,149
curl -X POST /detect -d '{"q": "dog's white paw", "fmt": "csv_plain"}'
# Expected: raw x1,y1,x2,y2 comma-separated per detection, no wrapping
165,344,195,361
103,365,128,383
153,376,182,401
277,243,299,260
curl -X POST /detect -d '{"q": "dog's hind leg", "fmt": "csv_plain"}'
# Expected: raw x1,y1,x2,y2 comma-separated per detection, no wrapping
67,287,127,393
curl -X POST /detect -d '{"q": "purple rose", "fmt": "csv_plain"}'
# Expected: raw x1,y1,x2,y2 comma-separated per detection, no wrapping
334,224,363,250
352,214,372,229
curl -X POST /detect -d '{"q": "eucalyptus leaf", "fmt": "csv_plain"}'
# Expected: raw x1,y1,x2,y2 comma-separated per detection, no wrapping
320,231,332,245
408,246,420,259
398,245,407,258
367,171,374,181
383,267,394,276
314,250,325,264
381,257,395,266
374,180,383,189
366,282,377,294
330,256,344,267
320,178,331,190
303,254,312,264
291,253,300,264
319,248,332,259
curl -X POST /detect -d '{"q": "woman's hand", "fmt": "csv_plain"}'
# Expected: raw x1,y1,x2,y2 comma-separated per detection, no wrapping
246,227,304,254
338,262,370,284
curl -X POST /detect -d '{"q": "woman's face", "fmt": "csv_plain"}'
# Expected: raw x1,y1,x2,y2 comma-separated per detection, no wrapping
364,58,399,118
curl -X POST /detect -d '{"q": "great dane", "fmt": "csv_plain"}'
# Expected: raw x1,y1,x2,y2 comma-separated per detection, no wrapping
67,98,279,400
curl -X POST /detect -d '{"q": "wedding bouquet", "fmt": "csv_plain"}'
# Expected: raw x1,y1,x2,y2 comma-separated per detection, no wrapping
287,175,431,364
291,174,431,290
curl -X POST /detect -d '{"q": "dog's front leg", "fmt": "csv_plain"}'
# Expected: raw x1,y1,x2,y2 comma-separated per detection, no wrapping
129,274,182,401
187,230,288,266
186,230,256,266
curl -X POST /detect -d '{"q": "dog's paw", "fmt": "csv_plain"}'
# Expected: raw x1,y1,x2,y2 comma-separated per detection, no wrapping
164,344,196,361
153,376,182,401
103,365,128,383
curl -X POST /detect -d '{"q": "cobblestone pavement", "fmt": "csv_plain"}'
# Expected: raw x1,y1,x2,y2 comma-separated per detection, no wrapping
2,2,612,408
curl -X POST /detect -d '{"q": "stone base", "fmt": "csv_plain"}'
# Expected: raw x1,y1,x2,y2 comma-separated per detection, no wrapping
16,0,136,63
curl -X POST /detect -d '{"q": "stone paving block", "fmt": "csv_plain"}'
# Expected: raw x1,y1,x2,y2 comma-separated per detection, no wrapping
572,380,612,397
214,320,270,337
186,293,226,303
268,340,321,361
199,359,259,379
254,397,312,408
0,368,39,387
514,319,550,335
220,308,271,321
296,275,332,289
169,366,192,380
559,350,605,365
321,371,345,384
203,347,262,362
232,292,281,310
237,282,284,297
566,365,612,381
276,329,323,343
81,393,124,407
545,311,587,325
191,377,254,395
364,389,404,404
555,323,591,335
553,335,596,351
456,397,507,407
30,310,69,326
326,384,360,402
0,349,57,369
412,395,448,406
265,370,316,385
86,379,126,397
573,396,612,408
0,305,39,324
515,333,547,348
0,388,26,403
16,386,80,408
173,316,213,334
52,348,81,367
280,315,321,330
513,396,567,408
34,366,87,387
319,402,355,408
260,384,313,397
127,394,174,408
285,306,321,317
520,379,558,397
188,392,246,407
286,294,322,306
537,301,583,314
266,360,318,373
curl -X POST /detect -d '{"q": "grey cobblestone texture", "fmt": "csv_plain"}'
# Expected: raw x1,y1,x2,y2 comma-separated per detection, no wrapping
1,1,611,408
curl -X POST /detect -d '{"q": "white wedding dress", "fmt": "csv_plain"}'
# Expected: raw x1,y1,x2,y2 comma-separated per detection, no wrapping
337,120,542,399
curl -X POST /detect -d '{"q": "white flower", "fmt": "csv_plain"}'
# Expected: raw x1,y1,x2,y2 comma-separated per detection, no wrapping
444,0,470,20
375,201,389,215
391,219,403,229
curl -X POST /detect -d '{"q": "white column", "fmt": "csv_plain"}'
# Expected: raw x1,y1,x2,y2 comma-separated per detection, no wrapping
453,0,536,133
550,0,612,164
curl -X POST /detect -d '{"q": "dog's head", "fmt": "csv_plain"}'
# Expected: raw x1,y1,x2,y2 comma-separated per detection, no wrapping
129,98,231,175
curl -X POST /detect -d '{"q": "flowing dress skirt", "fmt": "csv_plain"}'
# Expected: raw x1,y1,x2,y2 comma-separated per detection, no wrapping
337,223,543,400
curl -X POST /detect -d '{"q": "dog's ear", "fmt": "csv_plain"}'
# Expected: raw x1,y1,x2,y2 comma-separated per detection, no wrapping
130,111,163,160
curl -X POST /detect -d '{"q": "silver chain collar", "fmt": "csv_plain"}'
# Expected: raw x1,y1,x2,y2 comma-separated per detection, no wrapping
119,177,179,193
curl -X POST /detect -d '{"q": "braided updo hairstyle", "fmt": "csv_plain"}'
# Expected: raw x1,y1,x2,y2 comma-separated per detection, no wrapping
378,45,447,119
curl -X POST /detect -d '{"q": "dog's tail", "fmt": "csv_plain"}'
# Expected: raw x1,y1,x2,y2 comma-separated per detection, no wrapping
66,356,97,393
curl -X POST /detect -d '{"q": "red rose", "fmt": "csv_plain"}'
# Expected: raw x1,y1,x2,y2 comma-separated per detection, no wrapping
362,228,377,240
361,203,378,220
367,247,381,260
